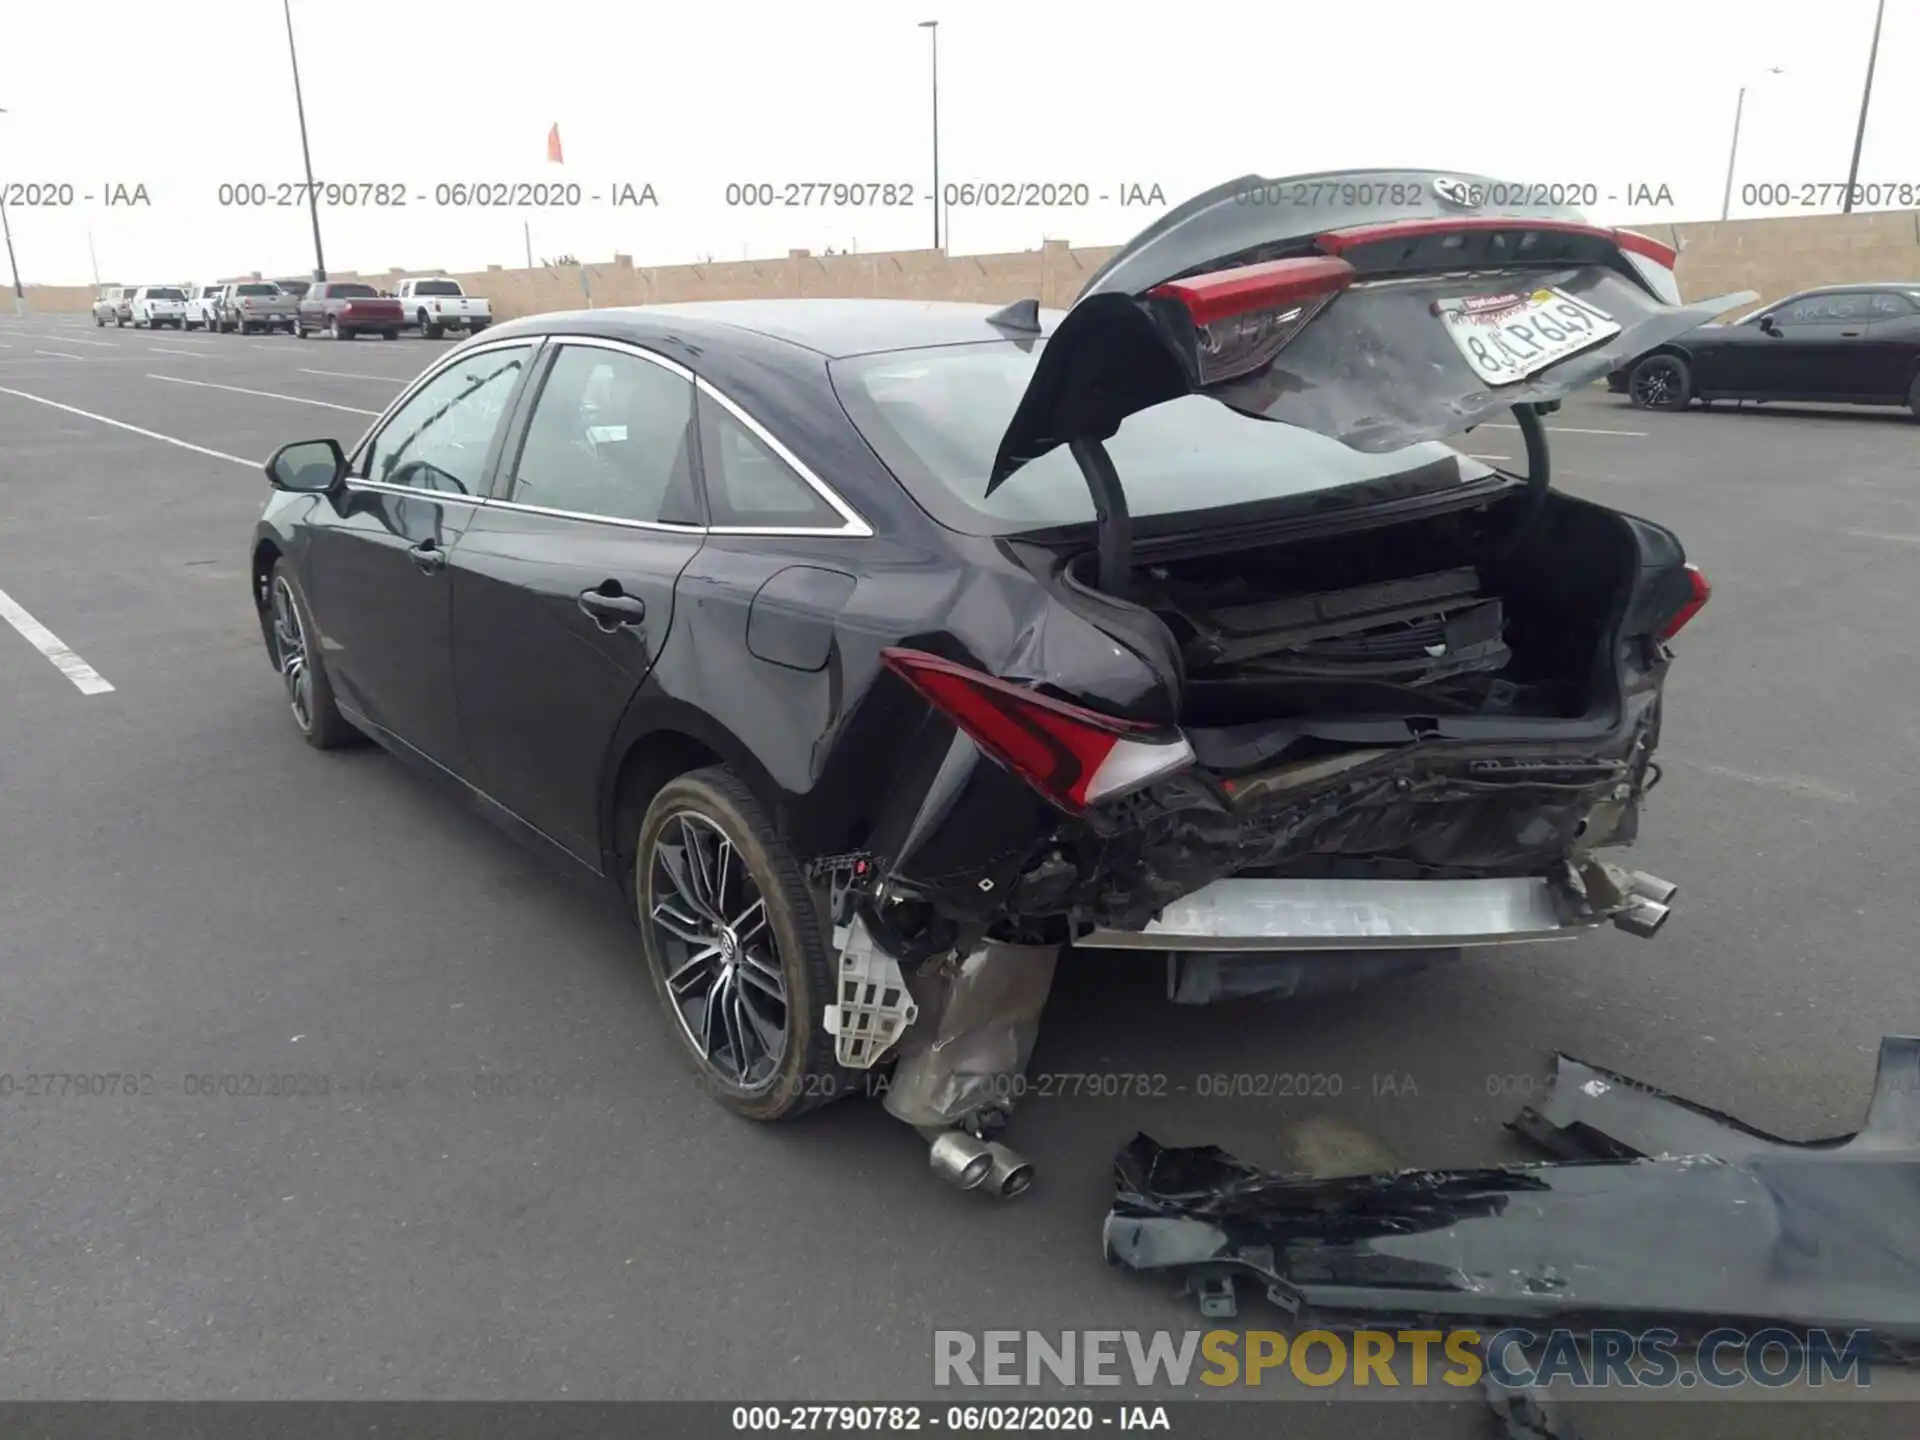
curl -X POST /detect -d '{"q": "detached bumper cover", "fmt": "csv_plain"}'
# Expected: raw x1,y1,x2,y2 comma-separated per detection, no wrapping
1102,1037,1920,1355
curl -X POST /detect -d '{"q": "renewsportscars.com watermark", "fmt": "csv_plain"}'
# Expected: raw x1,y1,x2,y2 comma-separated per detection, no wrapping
933,1328,1876,1391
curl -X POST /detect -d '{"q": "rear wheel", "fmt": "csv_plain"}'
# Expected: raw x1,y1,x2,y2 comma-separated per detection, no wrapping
1907,374,1920,419
1627,353,1692,410
329,316,348,341
382,329,398,341
420,311,443,340
635,767,848,1121
268,560,358,750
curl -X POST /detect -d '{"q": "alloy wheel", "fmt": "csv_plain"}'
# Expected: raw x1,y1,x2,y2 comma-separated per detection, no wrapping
1632,359,1681,409
270,576,315,733
647,811,790,1090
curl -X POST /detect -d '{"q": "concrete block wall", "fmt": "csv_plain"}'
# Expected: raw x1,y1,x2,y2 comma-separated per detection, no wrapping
17,211,1920,319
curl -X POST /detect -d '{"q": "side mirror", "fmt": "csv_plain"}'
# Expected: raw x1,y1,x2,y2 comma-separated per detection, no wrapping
266,438,347,493
1759,315,1781,335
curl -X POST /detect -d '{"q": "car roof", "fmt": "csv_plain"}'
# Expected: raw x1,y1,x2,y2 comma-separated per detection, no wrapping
492,298,1067,359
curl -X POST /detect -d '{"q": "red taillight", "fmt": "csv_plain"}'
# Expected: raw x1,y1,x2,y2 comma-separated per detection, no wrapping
1659,565,1710,640
879,647,1195,813
1147,255,1355,327
1145,256,1355,386
1314,217,1681,303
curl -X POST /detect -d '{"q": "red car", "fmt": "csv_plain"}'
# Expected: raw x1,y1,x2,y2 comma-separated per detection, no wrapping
296,281,405,341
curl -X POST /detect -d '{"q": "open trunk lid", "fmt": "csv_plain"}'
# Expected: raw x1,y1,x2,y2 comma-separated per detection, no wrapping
986,167,1753,491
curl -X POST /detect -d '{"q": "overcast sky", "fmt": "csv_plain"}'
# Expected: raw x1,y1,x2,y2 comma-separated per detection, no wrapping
1,0,1913,287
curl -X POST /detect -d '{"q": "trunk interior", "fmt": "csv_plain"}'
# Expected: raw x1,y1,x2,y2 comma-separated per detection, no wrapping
1073,489,1637,734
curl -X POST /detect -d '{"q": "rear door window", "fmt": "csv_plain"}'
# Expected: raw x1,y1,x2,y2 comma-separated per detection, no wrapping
505,344,702,525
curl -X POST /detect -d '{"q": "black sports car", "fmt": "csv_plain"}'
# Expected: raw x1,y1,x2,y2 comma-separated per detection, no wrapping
253,169,1733,1191
1607,284,1920,416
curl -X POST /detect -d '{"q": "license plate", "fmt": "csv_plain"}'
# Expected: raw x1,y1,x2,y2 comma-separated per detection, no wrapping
1436,287,1622,387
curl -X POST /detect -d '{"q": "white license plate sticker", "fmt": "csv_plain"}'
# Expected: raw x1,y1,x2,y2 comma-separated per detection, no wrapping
1436,288,1622,387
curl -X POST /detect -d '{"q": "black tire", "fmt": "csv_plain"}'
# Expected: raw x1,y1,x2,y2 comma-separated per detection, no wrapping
634,766,849,1121
95,313,106,327
267,559,358,750
115,316,125,327
330,316,348,341
1907,374,1920,420
1627,353,1692,411
382,329,398,341
420,311,443,340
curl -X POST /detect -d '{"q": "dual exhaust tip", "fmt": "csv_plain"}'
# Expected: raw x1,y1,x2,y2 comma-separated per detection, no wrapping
928,1130,1034,1199
1612,869,1678,938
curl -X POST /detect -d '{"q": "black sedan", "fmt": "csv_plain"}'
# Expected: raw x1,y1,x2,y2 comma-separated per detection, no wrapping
252,169,1726,1179
1608,284,1920,416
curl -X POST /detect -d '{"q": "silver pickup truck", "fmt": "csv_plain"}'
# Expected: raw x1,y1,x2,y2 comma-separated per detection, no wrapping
216,281,299,335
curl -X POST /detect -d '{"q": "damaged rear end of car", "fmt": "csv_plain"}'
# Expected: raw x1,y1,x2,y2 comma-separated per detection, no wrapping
839,170,1740,969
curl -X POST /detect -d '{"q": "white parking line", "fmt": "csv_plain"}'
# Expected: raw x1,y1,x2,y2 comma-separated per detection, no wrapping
49,335,120,348
1482,422,1647,437
0,585,115,695
299,368,405,383
146,373,381,415
34,350,83,360
151,347,211,358
0,386,259,466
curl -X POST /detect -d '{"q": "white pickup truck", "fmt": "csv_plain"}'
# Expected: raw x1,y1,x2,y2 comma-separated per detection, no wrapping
391,277,492,338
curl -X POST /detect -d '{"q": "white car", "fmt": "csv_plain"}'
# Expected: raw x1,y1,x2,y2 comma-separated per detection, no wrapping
185,283,228,331
130,286,189,329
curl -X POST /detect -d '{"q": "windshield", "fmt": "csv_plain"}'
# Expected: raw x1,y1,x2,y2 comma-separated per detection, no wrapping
150,288,186,301
830,340,1495,536
331,283,379,298
235,283,279,297
413,279,461,296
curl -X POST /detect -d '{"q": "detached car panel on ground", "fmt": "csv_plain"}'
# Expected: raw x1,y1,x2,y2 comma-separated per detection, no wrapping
1610,283,1920,415
251,169,1719,1183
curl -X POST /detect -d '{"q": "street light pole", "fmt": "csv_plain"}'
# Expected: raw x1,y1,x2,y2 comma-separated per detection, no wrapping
919,20,940,251
281,0,328,281
1718,67,1783,222
1719,87,1747,222
0,108,24,316
1842,0,1888,214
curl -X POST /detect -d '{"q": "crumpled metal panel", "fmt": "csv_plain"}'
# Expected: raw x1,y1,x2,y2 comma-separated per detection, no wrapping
879,941,1061,1131
1102,1038,1920,1358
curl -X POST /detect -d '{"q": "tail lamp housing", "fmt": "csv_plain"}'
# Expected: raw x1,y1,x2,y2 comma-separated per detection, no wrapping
880,648,1195,814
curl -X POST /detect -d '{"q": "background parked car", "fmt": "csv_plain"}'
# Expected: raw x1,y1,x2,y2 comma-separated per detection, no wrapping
392,277,493,338
92,286,133,327
295,281,403,340
130,286,189,329
185,283,228,331
219,281,299,334
1610,284,1920,417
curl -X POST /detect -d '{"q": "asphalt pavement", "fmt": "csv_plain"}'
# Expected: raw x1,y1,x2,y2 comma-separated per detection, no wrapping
2,310,1918,1427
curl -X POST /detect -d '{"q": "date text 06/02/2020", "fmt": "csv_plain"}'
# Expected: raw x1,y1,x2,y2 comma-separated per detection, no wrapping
720,181,1167,208
212,181,659,208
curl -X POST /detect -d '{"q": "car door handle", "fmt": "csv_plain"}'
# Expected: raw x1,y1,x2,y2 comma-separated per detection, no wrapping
410,539,448,574
1840,329,1863,338
578,588,647,630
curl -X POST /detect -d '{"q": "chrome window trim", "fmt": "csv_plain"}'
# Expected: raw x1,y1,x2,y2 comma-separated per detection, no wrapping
694,376,873,538
484,498,704,534
343,478,488,507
